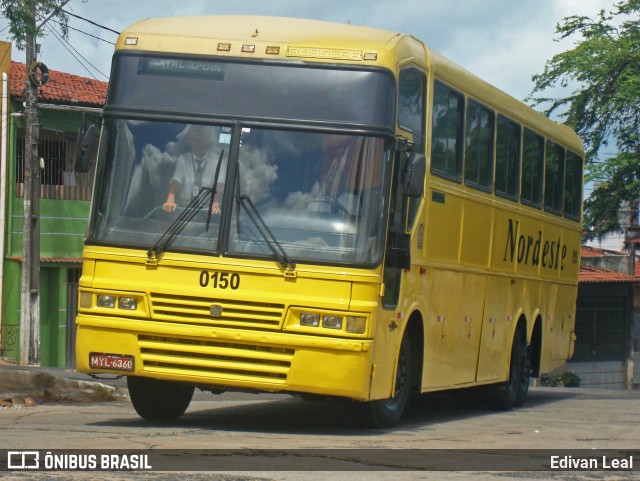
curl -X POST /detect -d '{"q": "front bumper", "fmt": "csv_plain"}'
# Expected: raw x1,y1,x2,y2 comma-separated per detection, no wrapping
76,315,374,400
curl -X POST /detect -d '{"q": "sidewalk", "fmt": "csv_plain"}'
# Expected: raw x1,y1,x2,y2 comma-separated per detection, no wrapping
0,361,127,406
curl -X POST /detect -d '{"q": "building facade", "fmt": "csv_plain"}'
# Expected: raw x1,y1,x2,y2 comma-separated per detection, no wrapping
570,246,640,389
0,43,106,366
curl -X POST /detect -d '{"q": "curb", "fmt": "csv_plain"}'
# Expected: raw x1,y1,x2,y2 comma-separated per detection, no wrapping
0,368,126,405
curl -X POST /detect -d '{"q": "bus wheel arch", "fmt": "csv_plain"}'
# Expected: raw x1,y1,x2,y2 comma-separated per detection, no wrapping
351,312,423,428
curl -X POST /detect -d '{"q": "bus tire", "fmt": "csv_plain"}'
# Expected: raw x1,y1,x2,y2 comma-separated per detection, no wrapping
127,376,194,421
352,332,413,428
488,324,530,410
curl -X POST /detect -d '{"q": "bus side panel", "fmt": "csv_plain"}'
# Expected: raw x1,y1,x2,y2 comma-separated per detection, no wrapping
490,209,518,274
476,275,516,382
451,272,486,385
460,197,493,268
421,268,463,389
540,282,578,373
420,268,486,388
424,187,463,264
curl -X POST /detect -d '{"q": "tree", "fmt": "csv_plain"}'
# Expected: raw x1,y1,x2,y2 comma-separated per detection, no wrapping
528,0,640,237
0,0,69,49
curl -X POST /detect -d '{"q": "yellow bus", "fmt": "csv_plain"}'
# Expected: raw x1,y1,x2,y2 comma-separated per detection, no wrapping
75,16,584,428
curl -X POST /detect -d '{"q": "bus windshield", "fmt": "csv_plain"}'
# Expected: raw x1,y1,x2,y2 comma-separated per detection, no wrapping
88,119,392,267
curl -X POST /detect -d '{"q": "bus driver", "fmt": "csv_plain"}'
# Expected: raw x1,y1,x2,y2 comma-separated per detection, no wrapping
162,125,225,214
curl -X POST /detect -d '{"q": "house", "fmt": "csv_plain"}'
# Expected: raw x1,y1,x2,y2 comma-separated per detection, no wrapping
0,42,107,367
569,246,640,389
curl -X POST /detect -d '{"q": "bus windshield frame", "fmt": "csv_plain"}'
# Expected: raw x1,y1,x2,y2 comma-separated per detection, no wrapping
87,53,398,268
106,52,396,135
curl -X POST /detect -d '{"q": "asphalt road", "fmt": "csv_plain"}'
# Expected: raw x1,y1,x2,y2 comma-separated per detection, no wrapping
1,386,639,480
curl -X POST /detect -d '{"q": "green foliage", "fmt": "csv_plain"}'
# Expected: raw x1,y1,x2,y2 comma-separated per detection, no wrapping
0,0,70,50
584,152,640,235
546,371,581,388
528,1,640,236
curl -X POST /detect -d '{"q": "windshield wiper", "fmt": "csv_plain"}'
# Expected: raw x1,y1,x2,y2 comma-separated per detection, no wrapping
236,194,295,271
148,150,225,263
205,150,226,232
147,188,212,262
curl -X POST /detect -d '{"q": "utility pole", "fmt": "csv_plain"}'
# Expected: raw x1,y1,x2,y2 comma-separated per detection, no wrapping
19,0,40,366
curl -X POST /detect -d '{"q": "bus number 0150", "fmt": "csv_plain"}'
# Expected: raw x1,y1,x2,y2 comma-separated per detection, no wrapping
199,271,240,290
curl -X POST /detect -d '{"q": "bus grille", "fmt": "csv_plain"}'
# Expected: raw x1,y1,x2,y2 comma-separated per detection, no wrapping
149,292,285,329
138,335,293,383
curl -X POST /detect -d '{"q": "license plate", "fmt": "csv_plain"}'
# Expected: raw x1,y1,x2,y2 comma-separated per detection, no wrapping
89,352,135,372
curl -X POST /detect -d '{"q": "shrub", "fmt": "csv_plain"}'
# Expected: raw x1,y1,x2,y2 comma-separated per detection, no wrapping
547,371,581,387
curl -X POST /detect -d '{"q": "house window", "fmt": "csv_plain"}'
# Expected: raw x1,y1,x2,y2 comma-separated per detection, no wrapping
16,129,96,200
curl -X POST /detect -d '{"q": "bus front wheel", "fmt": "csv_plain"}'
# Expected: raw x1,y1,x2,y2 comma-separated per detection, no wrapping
352,333,413,429
127,376,194,421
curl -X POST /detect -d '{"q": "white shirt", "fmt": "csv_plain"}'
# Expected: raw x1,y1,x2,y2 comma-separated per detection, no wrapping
171,151,226,206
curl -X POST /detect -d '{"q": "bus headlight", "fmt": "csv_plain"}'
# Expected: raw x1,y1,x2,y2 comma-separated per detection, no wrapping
322,315,343,330
288,309,368,336
346,316,367,334
97,295,116,309
118,297,138,310
300,312,320,327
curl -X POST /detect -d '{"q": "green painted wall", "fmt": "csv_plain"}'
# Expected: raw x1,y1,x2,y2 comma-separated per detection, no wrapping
8,200,90,259
2,104,91,366
1,261,21,361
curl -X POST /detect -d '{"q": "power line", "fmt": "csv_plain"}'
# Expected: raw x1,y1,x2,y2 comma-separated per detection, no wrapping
45,25,108,80
52,18,115,45
61,9,120,36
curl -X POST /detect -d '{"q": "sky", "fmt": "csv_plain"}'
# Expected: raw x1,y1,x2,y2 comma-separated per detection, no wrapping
0,0,616,104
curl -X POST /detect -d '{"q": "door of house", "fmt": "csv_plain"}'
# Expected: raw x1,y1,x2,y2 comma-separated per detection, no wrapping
66,268,81,368
574,299,626,362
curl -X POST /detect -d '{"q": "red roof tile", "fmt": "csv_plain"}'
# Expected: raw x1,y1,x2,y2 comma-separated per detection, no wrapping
10,61,107,107
580,265,638,283
580,246,639,283
580,245,623,258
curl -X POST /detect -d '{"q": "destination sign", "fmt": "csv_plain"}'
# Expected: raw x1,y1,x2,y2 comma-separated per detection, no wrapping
138,58,226,80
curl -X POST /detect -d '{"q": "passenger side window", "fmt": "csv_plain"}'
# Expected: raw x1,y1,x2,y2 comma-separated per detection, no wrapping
464,100,494,190
521,129,544,207
431,81,464,181
495,115,521,199
398,68,427,230
544,141,565,214
398,68,426,153
564,151,583,220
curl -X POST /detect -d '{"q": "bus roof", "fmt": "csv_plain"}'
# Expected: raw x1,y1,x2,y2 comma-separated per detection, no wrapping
117,15,403,54
117,15,583,154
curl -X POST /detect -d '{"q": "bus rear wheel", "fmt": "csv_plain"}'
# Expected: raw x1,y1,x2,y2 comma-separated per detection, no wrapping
488,325,530,410
352,333,413,429
127,376,194,421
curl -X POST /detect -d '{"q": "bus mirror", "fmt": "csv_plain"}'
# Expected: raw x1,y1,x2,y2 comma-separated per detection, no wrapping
403,153,425,197
74,123,96,173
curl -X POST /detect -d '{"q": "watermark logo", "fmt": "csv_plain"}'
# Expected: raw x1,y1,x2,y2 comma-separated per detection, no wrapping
7,451,39,469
